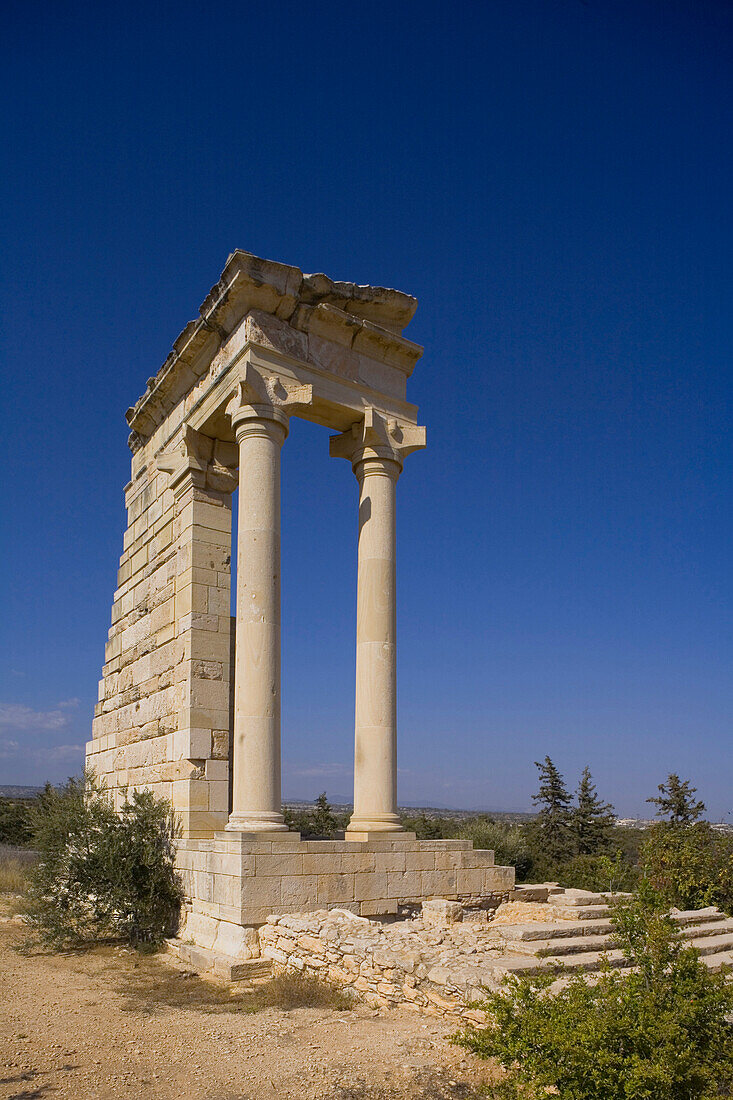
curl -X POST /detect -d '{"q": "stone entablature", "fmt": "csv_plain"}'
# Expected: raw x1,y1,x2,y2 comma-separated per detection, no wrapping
125,251,422,455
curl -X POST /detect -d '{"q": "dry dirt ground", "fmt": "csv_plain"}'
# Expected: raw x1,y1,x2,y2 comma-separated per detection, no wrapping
0,921,501,1100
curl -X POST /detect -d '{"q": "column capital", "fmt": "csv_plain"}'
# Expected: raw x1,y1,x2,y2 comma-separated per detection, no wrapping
156,425,238,497
226,363,313,437
329,408,426,473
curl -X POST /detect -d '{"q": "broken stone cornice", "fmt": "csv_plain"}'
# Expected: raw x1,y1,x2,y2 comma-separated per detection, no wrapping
126,250,422,450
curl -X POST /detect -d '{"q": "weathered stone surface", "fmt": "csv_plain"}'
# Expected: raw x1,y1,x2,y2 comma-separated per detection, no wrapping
177,833,512,925
170,897,727,1024
422,899,464,927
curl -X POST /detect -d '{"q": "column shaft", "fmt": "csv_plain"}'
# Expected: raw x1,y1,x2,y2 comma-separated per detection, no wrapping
227,417,288,831
347,457,403,834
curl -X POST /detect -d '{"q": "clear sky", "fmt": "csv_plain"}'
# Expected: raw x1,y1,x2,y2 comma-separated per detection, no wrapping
1,0,731,819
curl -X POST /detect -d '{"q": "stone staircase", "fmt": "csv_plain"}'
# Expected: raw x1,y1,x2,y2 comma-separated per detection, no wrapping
495,900,733,980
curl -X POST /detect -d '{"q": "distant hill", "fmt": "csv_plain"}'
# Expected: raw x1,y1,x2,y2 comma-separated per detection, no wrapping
0,786,44,800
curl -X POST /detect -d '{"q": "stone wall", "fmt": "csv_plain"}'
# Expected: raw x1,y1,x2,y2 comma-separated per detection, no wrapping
172,892,733,1028
86,423,237,837
257,908,492,1026
177,833,514,926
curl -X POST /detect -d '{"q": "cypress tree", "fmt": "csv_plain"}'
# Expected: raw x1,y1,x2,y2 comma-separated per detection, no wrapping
312,791,338,837
647,774,706,825
530,756,574,867
573,766,616,855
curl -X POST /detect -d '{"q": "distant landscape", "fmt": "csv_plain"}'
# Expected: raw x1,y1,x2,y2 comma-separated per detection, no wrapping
0,785,47,799
5,787,731,833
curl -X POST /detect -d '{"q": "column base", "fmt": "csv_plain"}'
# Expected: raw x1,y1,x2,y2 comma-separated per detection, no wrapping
225,810,289,833
346,813,404,840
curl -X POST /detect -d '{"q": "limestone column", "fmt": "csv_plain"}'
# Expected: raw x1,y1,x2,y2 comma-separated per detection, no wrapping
225,367,312,832
330,410,426,837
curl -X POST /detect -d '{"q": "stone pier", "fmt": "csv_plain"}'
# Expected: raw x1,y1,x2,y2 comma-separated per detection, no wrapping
86,250,514,942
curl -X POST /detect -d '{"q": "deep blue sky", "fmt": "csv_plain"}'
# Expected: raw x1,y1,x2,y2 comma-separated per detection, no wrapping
1,1,731,818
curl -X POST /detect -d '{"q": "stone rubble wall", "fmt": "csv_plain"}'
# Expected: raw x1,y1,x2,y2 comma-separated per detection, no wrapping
174,891,733,1028
258,907,499,1026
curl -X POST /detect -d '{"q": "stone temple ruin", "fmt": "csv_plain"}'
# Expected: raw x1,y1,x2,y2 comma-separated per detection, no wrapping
86,250,514,954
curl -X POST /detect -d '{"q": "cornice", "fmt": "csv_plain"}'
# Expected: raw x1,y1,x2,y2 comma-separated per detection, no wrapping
126,251,422,452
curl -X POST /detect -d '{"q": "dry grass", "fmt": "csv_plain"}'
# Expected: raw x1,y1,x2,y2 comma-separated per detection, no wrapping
261,971,354,1010
331,1072,492,1098
0,855,30,895
116,952,354,1015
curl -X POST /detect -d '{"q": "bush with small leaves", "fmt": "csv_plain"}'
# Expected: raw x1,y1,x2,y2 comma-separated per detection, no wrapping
283,792,349,838
642,820,733,914
460,818,534,881
554,850,638,894
400,812,461,840
458,883,733,1100
24,773,182,949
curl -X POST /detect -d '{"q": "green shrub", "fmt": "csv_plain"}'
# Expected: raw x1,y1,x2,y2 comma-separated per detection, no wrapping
460,818,533,881
400,812,461,839
283,793,349,838
459,884,733,1099
642,821,733,914
24,773,182,949
554,851,639,894
0,797,35,847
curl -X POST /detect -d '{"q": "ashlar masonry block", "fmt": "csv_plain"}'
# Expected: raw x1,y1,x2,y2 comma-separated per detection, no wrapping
178,834,513,927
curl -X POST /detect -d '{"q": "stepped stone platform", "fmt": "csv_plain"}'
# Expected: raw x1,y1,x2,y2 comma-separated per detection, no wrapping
167,887,733,1026
176,832,514,928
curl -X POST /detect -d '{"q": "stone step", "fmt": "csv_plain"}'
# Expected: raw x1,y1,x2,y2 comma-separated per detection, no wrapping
511,885,561,903
687,932,733,958
495,949,627,976
515,934,616,958
679,918,733,939
552,890,615,907
517,905,728,933
513,924,733,960
549,905,612,920
540,948,733,992
670,907,728,928
501,939,733,976
539,949,626,972
500,919,613,943
170,940,273,982
560,949,733,977
701,950,733,971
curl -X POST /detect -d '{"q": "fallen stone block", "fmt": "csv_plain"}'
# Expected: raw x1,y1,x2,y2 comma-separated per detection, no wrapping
422,898,463,927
